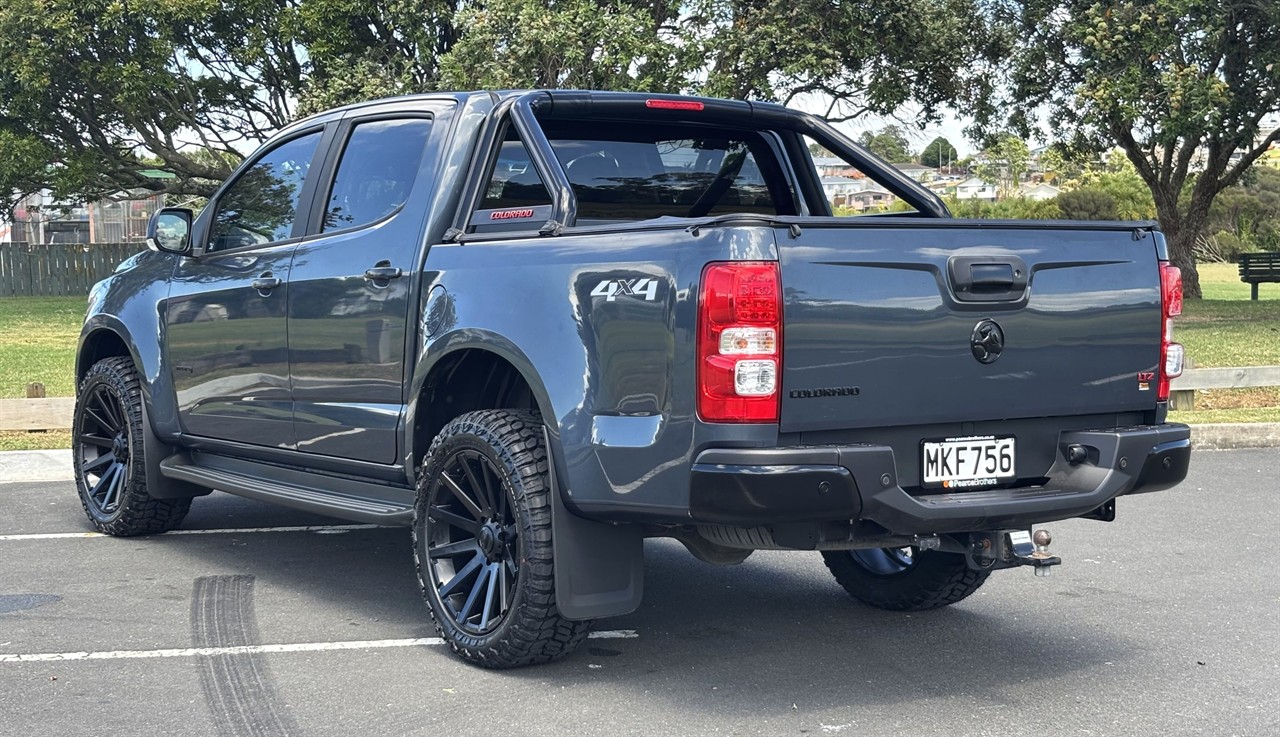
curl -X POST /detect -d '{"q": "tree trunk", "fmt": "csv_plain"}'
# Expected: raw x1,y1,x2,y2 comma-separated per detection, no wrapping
1151,186,1204,299
1164,224,1203,300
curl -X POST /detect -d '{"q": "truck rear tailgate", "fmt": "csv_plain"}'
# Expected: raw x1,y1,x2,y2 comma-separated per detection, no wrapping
777,221,1162,434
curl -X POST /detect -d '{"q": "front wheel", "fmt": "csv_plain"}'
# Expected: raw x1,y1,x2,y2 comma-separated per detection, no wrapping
412,410,592,668
72,357,190,536
821,547,989,611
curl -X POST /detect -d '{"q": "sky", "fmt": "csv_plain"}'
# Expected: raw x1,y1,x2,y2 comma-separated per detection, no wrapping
787,93,979,158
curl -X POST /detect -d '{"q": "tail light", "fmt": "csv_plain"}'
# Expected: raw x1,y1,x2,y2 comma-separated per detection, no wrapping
1158,262,1184,401
698,261,781,423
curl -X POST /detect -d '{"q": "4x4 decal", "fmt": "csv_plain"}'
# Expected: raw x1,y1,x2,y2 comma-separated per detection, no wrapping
591,278,659,302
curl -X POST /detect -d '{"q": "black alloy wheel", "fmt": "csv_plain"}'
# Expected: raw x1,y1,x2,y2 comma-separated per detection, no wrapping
76,381,132,517
72,357,190,536
413,410,592,668
424,448,519,635
847,546,917,577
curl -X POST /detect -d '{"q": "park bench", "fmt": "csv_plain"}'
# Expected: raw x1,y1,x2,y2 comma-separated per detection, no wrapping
1238,252,1280,300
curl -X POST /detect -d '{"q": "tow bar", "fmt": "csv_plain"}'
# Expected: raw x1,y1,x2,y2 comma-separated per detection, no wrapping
966,529,1062,575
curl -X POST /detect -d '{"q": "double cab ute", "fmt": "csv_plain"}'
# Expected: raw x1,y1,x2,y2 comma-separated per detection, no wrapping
73,91,1191,667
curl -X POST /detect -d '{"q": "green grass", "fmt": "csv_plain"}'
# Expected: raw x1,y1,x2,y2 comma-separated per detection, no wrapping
0,296,83,398
1169,407,1280,424
1183,262,1280,370
0,430,72,451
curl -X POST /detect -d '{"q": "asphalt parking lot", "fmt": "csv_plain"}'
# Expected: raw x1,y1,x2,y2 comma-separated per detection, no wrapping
1,448,1276,736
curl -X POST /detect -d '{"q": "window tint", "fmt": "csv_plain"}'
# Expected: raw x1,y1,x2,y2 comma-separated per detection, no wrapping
546,123,789,221
479,135,554,211
470,122,795,231
210,132,321,251
323,118,433,232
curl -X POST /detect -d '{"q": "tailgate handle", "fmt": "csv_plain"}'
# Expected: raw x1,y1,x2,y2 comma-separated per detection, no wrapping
948,255,1029,302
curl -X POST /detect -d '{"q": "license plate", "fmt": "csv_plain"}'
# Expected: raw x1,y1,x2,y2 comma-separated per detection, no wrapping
921,435,1015,489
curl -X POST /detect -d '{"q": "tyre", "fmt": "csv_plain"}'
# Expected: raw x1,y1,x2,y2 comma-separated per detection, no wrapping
412,409,593,668
821,546,989,611
72,357,191,536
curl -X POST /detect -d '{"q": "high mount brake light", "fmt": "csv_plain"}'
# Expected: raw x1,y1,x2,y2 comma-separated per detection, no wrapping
1158,262,1184,401
645,99,705,111
697,262,781,423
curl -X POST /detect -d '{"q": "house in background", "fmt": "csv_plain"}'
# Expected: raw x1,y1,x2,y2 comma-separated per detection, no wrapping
892,163,937,183
846,187,896,213
812,156,863,178
1020,182,1062,201
4,169,173,244
954,177,998,201
821,175,864,205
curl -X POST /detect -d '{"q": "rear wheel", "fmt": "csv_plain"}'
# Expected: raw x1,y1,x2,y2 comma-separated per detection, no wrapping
821,547,989,611
412,409,592,668
72,357,190,536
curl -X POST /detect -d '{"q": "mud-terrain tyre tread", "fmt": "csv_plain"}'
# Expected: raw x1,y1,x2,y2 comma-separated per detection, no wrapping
73,356,190,536
821,549,989,611
412,409,593,668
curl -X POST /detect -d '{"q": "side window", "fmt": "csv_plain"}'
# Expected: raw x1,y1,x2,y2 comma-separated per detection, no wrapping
480,133,553,211
209,132,322,251
323,118,433,232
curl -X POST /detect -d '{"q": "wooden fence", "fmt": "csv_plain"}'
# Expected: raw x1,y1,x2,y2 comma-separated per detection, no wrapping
0,242,143,297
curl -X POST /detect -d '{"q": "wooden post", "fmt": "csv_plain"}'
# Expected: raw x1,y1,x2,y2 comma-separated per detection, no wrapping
1169,355,1194,410
25,382,47,398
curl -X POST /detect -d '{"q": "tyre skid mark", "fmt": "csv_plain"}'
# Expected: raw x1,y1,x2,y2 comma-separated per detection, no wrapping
192,575,301,737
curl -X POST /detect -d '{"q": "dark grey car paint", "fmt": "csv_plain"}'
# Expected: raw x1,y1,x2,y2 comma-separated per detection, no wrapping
286,104,451,463
776,225,1163,433
77,90,1185,621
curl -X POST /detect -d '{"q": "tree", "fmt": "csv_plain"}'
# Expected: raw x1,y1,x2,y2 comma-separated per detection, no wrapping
920,136,958,168
1056,190,1118,221
858,126,913,163
1201,165,1280,259
1071,156,1156,220
0,0,305,206
437,0,689,91
968,0,1280,297
974,134,1029,197
1,0,1001,211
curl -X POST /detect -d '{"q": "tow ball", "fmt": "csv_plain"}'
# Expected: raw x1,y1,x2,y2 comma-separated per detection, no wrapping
966,529,1062,575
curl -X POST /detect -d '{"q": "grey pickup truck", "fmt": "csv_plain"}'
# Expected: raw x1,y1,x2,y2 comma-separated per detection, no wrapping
74,90,1190,668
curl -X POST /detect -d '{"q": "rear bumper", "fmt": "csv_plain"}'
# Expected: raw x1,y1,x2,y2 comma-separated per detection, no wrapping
688,423,1190,534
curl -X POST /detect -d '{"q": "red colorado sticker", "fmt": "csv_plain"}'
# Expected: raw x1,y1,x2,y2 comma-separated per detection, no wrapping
490,208,536,220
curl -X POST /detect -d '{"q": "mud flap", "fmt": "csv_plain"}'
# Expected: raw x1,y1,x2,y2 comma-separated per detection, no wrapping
546,429,644,621
141,401,210,500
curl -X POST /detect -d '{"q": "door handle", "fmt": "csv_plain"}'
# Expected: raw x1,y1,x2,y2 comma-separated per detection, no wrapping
252,273,282,292
364,263,403,285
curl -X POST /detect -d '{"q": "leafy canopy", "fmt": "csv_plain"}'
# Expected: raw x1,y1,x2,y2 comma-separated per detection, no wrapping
858,126,913,163
0,0,1000,211
969,0,1280,296
920,136,958,168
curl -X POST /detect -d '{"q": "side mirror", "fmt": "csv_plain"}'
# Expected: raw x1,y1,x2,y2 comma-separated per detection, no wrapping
146,208,194,254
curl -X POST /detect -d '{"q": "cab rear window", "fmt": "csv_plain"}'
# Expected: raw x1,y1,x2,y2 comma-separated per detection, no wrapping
471,122,798,232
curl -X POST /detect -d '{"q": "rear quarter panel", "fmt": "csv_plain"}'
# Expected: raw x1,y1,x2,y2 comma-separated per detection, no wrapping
414,225,780,519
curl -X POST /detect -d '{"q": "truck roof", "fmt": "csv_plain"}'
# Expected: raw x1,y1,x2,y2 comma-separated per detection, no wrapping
291,90,793,128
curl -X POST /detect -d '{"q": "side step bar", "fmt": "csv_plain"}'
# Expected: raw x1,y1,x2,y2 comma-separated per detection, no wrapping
158,453,414,526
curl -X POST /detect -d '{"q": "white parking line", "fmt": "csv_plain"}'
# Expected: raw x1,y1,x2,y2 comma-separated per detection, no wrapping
0,631,639,663
0,524,388,541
